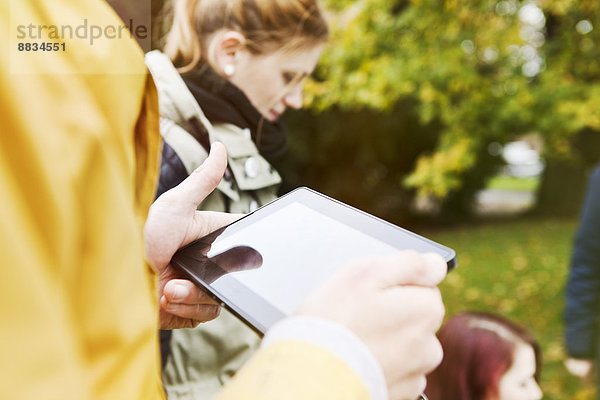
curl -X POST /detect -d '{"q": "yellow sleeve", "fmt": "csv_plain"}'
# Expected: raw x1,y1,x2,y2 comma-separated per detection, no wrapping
216,341,371,400
0,1,163,399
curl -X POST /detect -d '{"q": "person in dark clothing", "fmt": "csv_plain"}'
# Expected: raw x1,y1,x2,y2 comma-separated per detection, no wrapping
564,164,600,395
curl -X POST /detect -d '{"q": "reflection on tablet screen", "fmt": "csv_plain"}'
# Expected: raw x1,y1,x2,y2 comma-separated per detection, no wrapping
206,202,400,315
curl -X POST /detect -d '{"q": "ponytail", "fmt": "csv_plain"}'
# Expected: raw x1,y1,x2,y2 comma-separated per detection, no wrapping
164,0,203,73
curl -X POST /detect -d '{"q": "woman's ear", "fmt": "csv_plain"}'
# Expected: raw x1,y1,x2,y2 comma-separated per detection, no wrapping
213,31,247,77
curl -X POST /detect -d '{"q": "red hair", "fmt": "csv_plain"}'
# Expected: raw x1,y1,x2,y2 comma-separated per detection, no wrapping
424,311,541,400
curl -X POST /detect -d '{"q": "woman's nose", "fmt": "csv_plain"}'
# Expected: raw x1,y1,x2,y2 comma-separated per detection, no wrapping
283,85,303,109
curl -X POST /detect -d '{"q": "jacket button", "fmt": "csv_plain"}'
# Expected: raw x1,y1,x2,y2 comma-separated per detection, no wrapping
244,157,260,178
249,200,258,212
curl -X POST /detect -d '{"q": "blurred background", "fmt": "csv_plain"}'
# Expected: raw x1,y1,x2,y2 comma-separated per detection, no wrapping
152,1,600,398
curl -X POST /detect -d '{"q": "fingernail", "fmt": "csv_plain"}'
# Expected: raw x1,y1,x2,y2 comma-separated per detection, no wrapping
172,284,190,300
211,305,221,317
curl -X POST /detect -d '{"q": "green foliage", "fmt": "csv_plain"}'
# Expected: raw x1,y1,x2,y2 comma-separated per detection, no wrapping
422,217,593,400
301,0,600,205
533,0,600,159
309,0,536,198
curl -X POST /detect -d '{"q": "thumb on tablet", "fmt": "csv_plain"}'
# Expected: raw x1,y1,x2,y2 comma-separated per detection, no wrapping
144,142,232,271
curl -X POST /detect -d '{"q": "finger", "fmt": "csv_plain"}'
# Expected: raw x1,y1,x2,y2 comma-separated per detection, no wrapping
171,142,228,208
419,335,444,375
162,279,218,305
361,251,447,289
374,319,444,376
161,298,221,321
381,286,445,331
191,210,243,238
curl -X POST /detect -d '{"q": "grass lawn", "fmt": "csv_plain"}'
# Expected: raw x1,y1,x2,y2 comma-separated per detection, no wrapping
486,175,541,192
419,217,595,400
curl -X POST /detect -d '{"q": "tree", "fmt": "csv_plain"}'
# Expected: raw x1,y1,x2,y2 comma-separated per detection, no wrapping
531,0,600,215
287,0,600,218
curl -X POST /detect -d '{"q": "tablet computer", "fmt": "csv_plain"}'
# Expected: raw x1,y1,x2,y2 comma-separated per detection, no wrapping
171,187,456,335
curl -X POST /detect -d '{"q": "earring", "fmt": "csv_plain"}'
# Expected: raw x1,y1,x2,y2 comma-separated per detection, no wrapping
223,64,235,77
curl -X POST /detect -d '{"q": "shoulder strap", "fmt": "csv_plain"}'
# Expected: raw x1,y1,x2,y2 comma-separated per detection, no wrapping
145,51,281,198
145,50,240,201
145,50,210,173
145,50,215,136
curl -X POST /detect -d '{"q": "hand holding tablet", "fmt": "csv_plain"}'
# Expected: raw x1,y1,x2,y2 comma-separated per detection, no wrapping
297,250,446,399
169,187,451,400
146,142,450,400
171,187,456,334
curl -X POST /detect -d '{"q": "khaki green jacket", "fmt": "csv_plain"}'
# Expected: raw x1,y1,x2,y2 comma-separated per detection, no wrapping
146,50,281,214
145,50,279,399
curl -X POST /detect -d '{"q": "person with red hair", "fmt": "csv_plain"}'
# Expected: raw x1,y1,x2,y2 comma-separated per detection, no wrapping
424,311,543,400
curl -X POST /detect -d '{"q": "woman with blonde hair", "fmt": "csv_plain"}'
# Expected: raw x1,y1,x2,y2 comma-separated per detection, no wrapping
145,0,329,398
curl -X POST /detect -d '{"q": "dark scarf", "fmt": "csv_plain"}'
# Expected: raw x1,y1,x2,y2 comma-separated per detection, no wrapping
182,65,288,161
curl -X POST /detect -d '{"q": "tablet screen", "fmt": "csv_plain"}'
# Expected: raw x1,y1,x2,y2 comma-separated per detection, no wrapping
207,201,401,316
172,187,456,333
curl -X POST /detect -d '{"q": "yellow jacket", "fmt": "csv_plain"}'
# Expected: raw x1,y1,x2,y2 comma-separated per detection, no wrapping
0,1,371,399
1,1,162,398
